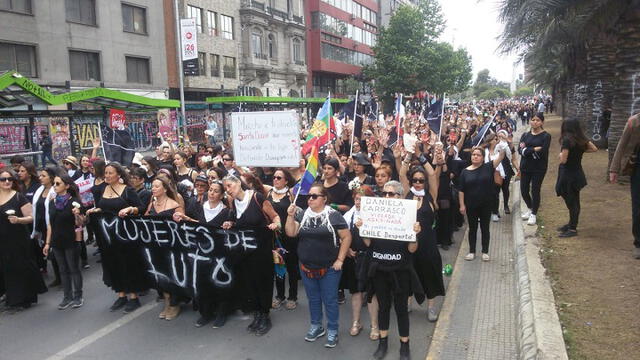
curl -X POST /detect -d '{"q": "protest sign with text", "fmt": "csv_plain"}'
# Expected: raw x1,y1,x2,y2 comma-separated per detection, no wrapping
231,111,301,167
92,214,257,298
359,196,417,242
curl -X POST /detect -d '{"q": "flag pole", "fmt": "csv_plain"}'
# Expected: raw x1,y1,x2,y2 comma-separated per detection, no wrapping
438,93,446,139
475,111,498,147
349,90,358,157
97,125,108,162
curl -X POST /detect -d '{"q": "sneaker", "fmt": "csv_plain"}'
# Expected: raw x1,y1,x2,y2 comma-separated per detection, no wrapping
71,298,84,308
427,308,439,322
521,209,532,220
527,214,537,226
82,262,90,269
195,316,211,328
464,253,475,261
109,297,127,312
212,313,226,328
58,298,73,310
557,224,570,232
324,331,338,348
123,298,141,313
504,205,511,214
304,324,326,342
633,247,640,259
491,214,500,222
558,230,577,238
482,253,490,262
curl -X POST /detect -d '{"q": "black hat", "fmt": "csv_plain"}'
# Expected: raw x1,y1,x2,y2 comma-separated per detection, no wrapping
195,175,209,184
353,153,371,166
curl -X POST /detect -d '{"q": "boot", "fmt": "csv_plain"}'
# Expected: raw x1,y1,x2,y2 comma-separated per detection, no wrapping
372,337,388,360
247,312,261,333
159,294,170,319
254,312,272,336
399,340,410,360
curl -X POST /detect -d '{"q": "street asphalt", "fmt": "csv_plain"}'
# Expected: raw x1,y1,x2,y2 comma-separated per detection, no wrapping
0,229,464,360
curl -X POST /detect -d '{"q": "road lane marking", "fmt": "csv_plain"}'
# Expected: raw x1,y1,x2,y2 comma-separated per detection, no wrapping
45,301,157,360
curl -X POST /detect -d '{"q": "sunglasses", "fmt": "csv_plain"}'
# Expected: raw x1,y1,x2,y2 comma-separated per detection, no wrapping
308,194,325,200
223,158,232,162
411,178,425,184
273,175,283,181
382,191,399,197
0,177,13,182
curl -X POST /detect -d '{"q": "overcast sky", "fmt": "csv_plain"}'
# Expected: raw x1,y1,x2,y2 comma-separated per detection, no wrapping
438,0,524,84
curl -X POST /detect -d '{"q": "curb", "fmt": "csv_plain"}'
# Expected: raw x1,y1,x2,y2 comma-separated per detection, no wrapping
512,182,569,360
425,227,468,360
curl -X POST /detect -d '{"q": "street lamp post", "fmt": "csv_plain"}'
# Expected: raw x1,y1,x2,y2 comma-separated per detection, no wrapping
173,0,187,143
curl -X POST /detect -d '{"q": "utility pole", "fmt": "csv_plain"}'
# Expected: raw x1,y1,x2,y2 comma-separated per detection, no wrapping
173,0,186,143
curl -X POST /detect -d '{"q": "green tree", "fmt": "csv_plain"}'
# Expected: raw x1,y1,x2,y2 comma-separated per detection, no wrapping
513,86,533,97
365,4,472,96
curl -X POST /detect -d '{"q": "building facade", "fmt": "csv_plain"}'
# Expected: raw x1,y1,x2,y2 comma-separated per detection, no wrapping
380,0,418,27
164,0,242,101
304,0,379,98
0,0,169,99
238,0,307,98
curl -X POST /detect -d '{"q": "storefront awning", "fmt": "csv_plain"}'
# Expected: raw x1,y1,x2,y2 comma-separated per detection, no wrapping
0,71,180,111
205,96,351,105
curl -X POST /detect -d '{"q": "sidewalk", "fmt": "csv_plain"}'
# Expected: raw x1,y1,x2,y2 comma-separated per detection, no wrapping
426,206,519,360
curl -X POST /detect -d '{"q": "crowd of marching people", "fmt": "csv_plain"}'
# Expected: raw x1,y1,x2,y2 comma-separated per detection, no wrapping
3,94,617,358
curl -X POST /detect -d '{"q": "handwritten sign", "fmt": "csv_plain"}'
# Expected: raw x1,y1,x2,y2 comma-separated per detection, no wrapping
359,197,417,242
0,125,28,154
231,111,301,167
75,177,95,207
92,214,257,298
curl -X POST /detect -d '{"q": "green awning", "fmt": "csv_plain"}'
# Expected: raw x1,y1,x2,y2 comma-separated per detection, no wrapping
0,70,180,111
205,96,351,104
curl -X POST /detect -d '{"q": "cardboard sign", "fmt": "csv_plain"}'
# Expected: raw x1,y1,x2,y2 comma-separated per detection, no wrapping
109,109,126,130
231,111,301,167
359,196,418,242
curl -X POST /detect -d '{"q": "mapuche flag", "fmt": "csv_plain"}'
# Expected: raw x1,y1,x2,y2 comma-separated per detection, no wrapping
302,96,335,155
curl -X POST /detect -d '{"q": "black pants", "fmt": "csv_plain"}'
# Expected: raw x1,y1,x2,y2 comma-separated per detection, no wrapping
501,174,512,208
374,271,410,337
52,244,83,301
241,248,274,314
275,239,300,301
560,188,581,230
79,238,88,264
466,202,492,254
491,184,501,215
520,171,546,214
632,167,640,248
436,206,453,246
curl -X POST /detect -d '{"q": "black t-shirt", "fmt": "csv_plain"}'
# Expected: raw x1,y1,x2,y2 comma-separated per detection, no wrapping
325,180,353,214
369,238,410,269
48,197,78,249
295,208,348,269
560,138,585,171
518,131,552,173
458,162,495,207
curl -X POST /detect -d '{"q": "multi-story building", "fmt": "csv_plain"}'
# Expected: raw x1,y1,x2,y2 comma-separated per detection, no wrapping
163,0,242,101
304,0,379,98
0,0,169,99
238,0,307,97
380,0,418,27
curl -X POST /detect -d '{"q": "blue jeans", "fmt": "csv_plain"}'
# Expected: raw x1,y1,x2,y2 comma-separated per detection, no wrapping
300,267,341,331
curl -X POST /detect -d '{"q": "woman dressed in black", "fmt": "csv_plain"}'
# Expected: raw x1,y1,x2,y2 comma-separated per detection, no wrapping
175,181,231,328
87,162,146,314
223,174,281,336
0,169,46,311
555,119,597,237
268,169,300,311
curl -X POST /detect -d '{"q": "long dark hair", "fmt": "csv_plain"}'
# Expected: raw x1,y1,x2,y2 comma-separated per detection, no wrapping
560,118,589,150
19,161,39,187
54,173,80,200
105,162,131,186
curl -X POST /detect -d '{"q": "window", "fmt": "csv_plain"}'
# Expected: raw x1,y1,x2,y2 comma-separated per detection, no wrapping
65,0,96,25
0,42,37,77
267,34,277,59
210,54,219,77
292,38,303,64
207,11,217,36
69,50,100,81
122,3,147,34
198,52,206,76
220,14,234,40
187,5,203,33
251,29,263,58
321,42,372,66
223,56,236,78
0,0,32,14
125,56,150,83
322,33,342,44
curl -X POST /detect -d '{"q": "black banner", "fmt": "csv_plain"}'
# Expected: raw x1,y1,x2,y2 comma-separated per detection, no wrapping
93,214,256,298
183,58,199,76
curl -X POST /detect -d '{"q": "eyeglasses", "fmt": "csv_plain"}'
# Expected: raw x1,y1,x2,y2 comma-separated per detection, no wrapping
382,191,400,197
0,177,12,182
411,178,425,184
273,175,283,181
308,194,325,200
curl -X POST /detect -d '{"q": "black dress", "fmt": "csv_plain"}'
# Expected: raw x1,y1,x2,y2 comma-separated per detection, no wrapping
410,193,445,300
233,191,274,314
0,192,47,307
555,139,587,196
96,186,148,293
268,189,300,301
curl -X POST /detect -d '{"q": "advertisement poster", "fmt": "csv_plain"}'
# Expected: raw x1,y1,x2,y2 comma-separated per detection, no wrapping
181,18,199,76
48,116,71,161
157,109,177,143
0,125,28,154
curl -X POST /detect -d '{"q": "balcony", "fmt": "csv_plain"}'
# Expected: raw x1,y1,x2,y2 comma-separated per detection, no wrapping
254,53,268,60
